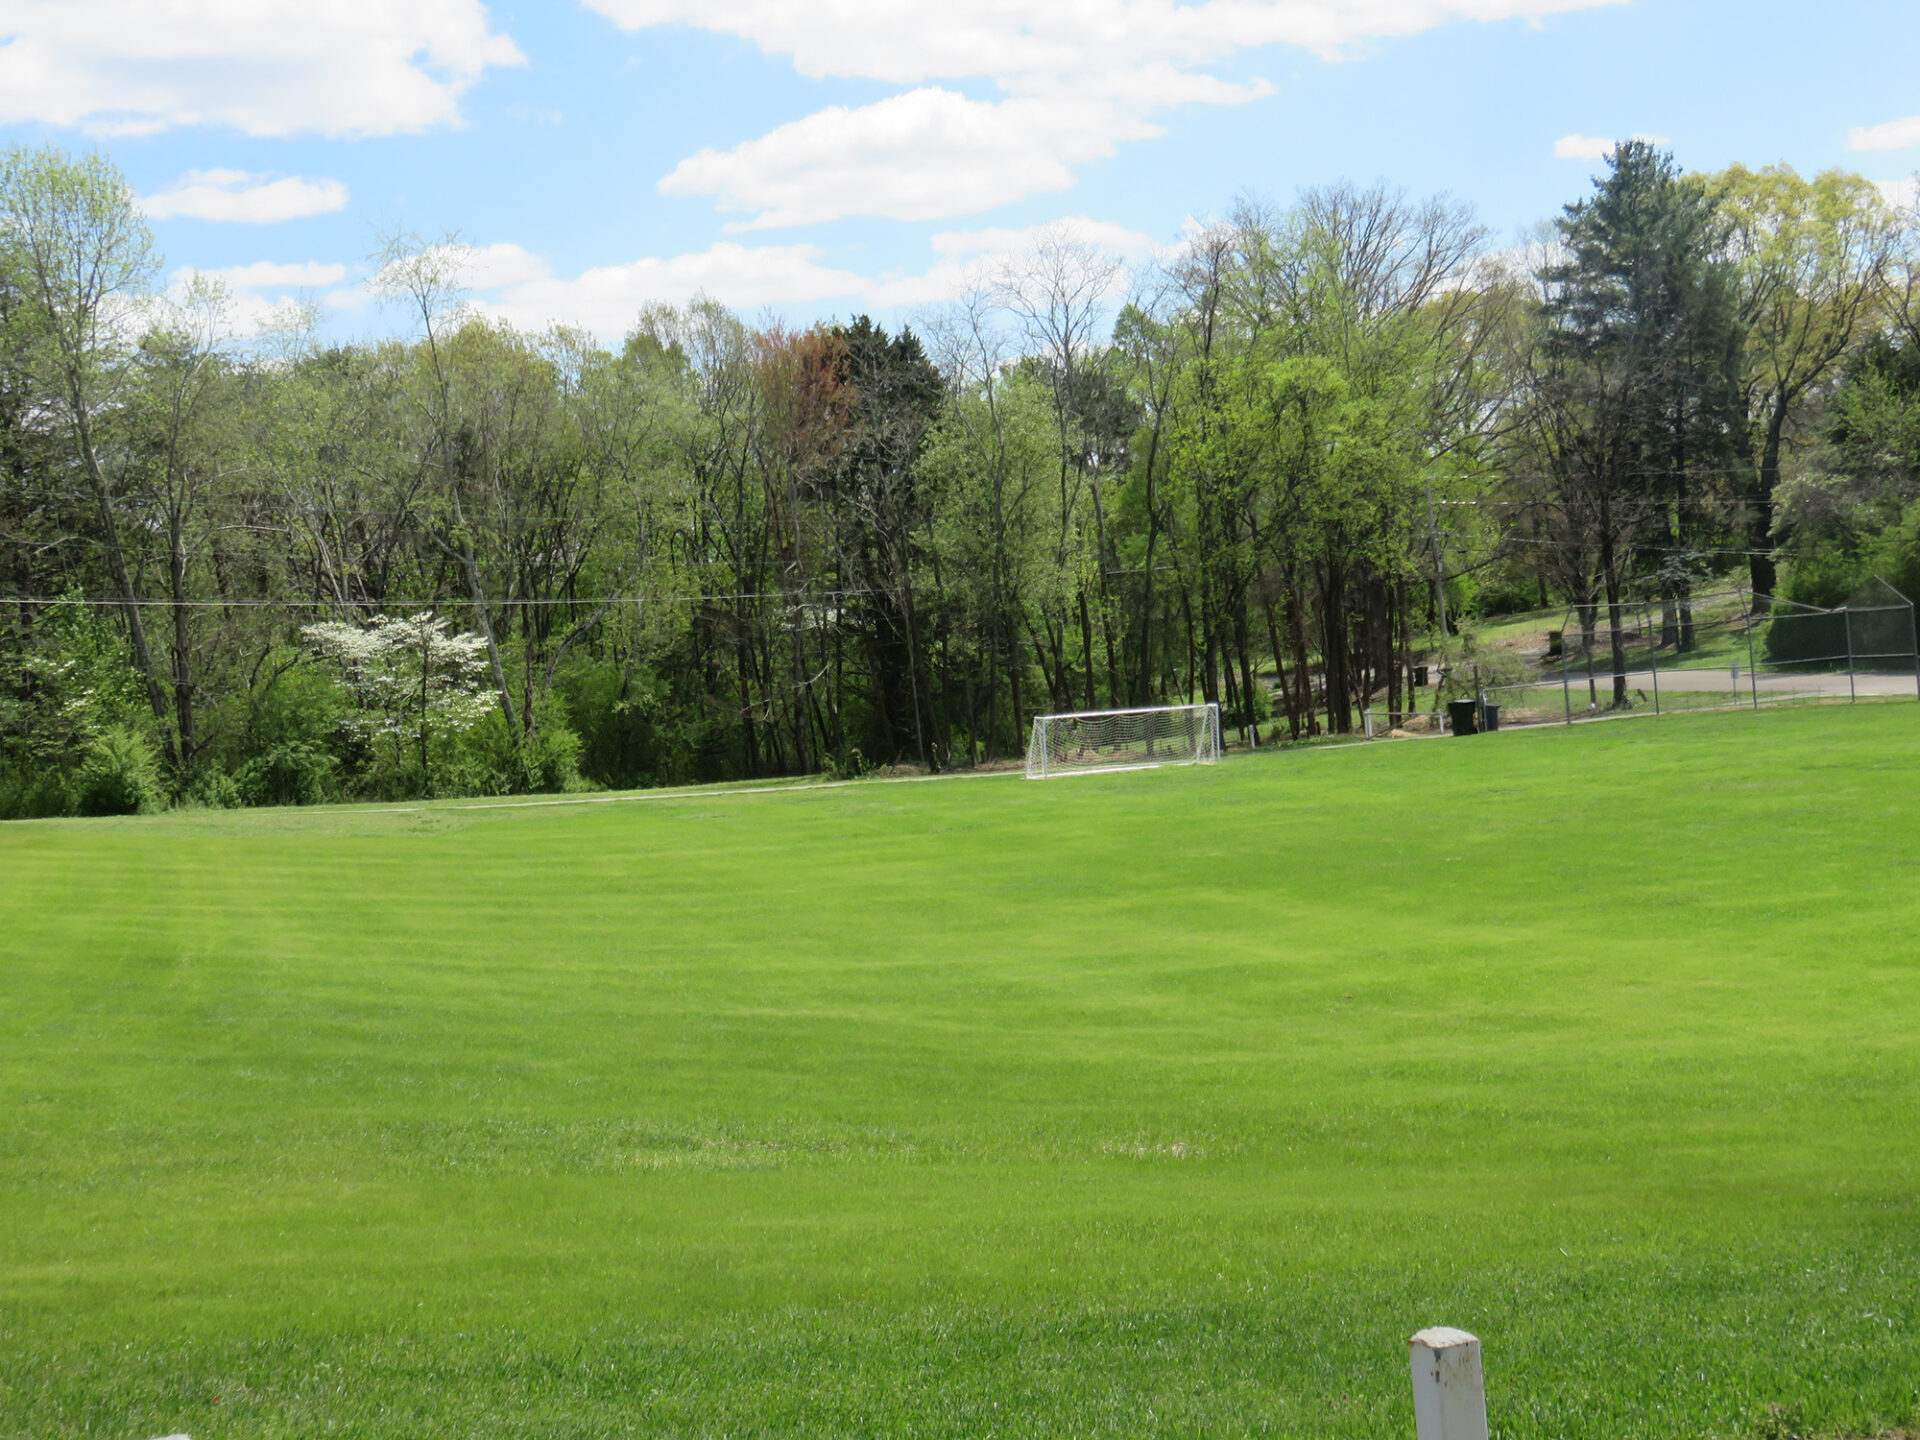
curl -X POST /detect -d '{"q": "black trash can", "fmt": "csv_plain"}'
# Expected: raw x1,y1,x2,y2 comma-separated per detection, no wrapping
1447,698,1478,735
1480,701,1500,732
1412,664,1430,687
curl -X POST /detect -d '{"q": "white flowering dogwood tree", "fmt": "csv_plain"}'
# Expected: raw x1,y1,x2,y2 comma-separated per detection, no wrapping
302,613,495,793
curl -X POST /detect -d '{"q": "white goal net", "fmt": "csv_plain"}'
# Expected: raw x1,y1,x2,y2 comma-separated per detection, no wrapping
1025,703,1222,779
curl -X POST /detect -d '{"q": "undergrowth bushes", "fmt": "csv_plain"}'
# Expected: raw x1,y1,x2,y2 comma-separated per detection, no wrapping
0,621,599,818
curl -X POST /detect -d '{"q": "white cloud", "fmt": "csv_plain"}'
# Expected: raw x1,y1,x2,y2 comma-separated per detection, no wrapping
425,242,869,335
187,261,349,290
1850,115,1920,153
1553,133,1613,160
931,217,1154,262
663,87,1194,230
595,0,1622,226
591,0,1619,77
1552,130,1667,161
441,242,552,291
1876,177,1920,212
162,260,346,337
369,222,1155,336
496,247,872,331
140,169,350,223
1473,230,1566,290
345,241,553,315
0,1,523,137
867,216,1154,308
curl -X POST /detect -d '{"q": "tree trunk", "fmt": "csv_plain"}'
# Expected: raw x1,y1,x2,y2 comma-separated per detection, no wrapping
1288,592,1318,737
1180,587,1197,703
1748,403,1788,611
783,467,813,774
1078,590,1097,710
900,567,932,770
1320,563,1351,734
1600,522,1629,708
461,541,516,735
1135,423,1163,705
168,518,196,770
736,637,760,777
1234,600,1260,747
1263,599,1299,739
1385,585,1402,726
1006,608,1023,760
448,487,517,738
788,605,813,774
73,407,174,763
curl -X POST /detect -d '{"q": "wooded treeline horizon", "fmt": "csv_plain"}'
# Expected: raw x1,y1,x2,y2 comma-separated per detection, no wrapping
5,139,1920,815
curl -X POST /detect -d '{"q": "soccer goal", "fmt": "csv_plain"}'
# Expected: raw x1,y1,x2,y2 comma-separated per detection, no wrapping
1025,702,1222,779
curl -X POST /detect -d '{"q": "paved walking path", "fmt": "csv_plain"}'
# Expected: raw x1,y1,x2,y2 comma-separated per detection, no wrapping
1562,668,1917,698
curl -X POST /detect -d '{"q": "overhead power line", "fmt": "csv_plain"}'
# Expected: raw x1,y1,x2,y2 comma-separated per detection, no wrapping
0,587,893,610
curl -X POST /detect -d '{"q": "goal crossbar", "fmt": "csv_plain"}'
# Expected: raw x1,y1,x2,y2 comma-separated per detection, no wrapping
1025,702,1221,780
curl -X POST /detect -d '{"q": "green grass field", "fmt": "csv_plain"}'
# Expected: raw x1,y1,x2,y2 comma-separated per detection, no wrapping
4,707,1919,1439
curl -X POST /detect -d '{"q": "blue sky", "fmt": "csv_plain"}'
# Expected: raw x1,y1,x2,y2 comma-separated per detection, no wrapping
3,0,1916,341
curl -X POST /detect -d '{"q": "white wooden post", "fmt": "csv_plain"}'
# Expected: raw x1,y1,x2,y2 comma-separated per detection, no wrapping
1409,1327,1488,1440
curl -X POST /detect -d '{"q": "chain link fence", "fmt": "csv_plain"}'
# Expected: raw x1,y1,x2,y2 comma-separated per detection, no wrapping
1366,579,1919,736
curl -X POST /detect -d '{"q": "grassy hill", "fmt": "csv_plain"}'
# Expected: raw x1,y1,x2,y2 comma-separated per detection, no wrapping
4,706,1918,1439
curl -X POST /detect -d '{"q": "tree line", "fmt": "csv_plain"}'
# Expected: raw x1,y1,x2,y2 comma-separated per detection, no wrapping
3,141,1917,814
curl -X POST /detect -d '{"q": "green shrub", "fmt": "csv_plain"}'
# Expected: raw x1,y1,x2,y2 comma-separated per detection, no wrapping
0,765,69,820
183,767,245,810
1760,608,1847,667
451,693,587,796
552,658,702,789
1767,526,1920,667
1861,499,1920,606
823,746,877,781
238,741,338,808
1468,568,1546,618
519,703,586,793
1779,543,1863,610
67,726,163,816
0,596,157,817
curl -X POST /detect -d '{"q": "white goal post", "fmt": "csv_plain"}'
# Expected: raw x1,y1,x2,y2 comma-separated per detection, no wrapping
1025,702,1222,779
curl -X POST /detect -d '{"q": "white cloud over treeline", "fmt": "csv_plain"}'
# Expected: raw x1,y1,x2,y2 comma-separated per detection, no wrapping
1553,131,1667,161
1850,115,1920,153
338,218,1153,337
